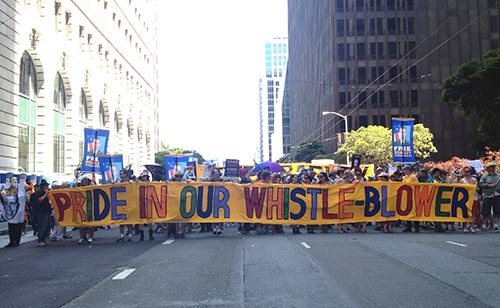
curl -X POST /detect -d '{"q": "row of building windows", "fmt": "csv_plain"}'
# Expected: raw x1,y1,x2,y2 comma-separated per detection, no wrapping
336,17,415,37
338,65,418,85
352,113,419,128
336,0,415,13
337,41,416,61
339,89,419,110
18,52,149,173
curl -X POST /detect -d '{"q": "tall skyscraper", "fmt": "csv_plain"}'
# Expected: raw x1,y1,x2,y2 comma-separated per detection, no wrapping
0,0,159,178
258,37,289,162
288,0,500,160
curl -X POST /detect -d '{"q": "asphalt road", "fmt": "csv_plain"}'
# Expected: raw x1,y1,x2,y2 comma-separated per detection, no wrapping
1,225,499,308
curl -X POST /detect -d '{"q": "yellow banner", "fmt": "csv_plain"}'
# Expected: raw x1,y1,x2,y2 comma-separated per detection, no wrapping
48,182,476,227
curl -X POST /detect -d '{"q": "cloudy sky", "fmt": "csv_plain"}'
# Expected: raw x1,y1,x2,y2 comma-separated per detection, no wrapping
157,0,287,165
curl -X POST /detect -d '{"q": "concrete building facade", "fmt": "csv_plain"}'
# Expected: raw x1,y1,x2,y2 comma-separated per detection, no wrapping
0,0,159,179
288,0,500,160
258,37,288,162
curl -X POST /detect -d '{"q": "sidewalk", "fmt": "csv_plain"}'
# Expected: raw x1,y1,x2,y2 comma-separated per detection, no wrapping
0,221,32,236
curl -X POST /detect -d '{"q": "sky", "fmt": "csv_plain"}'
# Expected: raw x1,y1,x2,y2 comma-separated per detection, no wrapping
157,0,287,165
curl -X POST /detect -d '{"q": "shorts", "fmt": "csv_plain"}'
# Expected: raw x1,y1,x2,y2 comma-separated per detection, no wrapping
482,196,500,218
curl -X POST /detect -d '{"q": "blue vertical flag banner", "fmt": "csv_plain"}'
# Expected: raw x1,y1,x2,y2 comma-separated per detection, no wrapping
392,118,416,163
99,155,124,184
165,154,195,181
81,128,110,173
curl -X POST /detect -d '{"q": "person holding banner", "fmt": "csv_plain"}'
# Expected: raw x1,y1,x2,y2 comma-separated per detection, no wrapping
402,165,420,233
138,171,154,241
77,177,95,244
117,170,133,242
460,166,480,233
478,162,500,232
210,169,225,237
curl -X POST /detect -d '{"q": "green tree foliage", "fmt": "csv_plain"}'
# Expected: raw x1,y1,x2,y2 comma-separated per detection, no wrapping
441,48,500,149
413,124,438,160
293,140,326,163
335,124,437,165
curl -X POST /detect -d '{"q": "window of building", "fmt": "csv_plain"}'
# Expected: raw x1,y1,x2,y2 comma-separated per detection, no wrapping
376,18,383,35
388,42,397,59
336,0,344,12
338,44,346,60
377,42,384,59
357,67,367,84
408,41,416,58
387,18,396,35
409,65,417,81
408,17,415,34
389,66,398,80
390,90,399,107
376,0,383,11
359,115,368,127
358,91,367,108
339,92,347,108
387,0,395,11
79,89,88,160
18,51,38,172
369,43,376,59
356,0,364,11
53,73,66,173
111,110,119,134
357,43,366,59
356,19,365,36
410,89,418,107
96,102,104,128
378,91,385,106
337,19,345,36
338,67,348,85
407,0,414,10
490,15,499,33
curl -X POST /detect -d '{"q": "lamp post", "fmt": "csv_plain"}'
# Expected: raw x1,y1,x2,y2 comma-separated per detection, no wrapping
322,111,349,166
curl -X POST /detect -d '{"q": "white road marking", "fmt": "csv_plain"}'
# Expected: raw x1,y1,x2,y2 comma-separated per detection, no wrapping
446,241,468,247
162,239,175,245
112,268,136,280
301,242,311,249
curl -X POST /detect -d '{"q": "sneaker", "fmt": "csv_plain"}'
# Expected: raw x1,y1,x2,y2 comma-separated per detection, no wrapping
87,238,93,243
36,241,47,247
128,234,133,241
77,238,85,244
116,236,124,242
463,226,470,233
217,230,222,236
495,225,499,233
212,230,217,237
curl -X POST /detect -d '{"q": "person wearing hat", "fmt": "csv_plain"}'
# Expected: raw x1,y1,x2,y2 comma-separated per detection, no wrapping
34,181,52,246
402,165,420,233
478,162,500,232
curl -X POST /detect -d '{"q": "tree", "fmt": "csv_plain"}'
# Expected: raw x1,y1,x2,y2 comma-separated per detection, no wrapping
293,140,326,163
335,124,437,166
441,48,500,150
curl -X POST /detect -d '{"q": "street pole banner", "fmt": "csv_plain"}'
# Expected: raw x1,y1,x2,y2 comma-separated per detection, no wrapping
99,155,124,184
392,118,416,163
81,128,110,173
48,182,476,227
165,154,195,181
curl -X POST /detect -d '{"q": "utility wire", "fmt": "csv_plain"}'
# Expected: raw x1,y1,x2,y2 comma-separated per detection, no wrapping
292,1,496,149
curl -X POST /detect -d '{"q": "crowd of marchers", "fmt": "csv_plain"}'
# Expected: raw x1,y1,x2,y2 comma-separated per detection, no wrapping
1,161,499,249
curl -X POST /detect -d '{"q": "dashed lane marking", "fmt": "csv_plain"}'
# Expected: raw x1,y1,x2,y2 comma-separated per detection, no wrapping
162,239,175,245
301,242,311,249
112,268,136,280
446,241,468,247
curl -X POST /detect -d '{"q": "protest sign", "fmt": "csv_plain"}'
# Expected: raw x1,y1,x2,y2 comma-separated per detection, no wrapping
49,181,476,226
392,118,415,163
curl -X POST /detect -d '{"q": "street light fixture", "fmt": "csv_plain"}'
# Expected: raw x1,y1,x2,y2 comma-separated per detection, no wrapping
322,111,349,166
